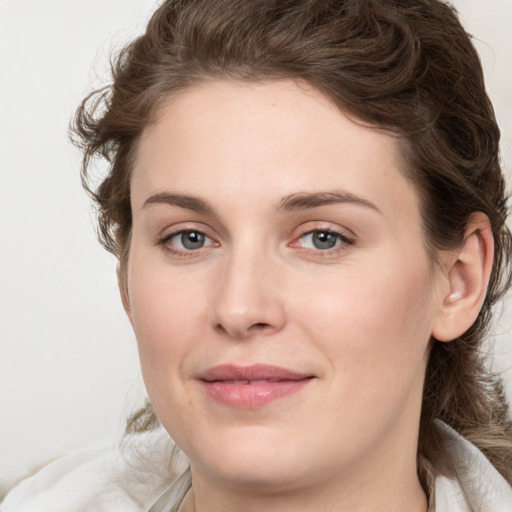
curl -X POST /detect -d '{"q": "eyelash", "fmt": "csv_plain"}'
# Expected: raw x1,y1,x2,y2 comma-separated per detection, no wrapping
158,227,355,258
292,229,354,257
158,229,218,257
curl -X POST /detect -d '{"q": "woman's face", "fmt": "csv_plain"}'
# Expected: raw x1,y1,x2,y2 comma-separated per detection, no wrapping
126,80,444,493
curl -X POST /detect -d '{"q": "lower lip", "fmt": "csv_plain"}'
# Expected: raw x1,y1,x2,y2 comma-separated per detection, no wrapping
201,379,312,409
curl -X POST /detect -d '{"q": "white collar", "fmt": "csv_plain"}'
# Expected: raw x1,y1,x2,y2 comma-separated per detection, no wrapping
434,421,512,511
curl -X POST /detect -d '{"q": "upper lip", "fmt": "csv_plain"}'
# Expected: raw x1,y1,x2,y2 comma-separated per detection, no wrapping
198,364,313,382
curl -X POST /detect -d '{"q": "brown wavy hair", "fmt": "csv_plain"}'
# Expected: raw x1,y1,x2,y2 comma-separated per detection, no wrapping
71,0,512,489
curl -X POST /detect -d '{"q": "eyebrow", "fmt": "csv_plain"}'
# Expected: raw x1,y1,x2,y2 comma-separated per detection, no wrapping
276,191,381,214
142,190,380,214
143,192,213,213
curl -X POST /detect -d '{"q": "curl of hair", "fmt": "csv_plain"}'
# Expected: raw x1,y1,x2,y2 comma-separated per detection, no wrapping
71,0,512,487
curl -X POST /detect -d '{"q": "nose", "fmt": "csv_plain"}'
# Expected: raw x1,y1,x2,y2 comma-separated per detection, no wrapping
211,247,287,340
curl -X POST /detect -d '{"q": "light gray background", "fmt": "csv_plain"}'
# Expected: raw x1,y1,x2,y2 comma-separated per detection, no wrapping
1,0,511,487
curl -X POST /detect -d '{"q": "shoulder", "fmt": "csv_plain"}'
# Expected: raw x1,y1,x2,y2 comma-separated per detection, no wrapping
434,421,512,512
1,428,189,512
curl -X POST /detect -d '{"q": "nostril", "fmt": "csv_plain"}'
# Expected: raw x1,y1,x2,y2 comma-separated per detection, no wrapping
215,323,228,334
253,323,268,329
214,321,274,339
248,322,273,334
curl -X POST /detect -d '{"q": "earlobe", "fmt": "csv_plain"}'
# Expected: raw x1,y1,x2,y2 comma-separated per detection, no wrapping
432,212,494,342
117,264,133,324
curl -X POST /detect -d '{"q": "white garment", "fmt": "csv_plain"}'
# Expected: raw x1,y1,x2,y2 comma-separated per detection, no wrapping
2,422,511,512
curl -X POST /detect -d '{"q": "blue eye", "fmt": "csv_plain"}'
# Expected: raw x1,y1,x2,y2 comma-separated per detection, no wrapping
168,230,212,251
299,230,349,250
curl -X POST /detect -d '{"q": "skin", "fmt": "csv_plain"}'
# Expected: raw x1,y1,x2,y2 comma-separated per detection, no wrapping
121,80,491,512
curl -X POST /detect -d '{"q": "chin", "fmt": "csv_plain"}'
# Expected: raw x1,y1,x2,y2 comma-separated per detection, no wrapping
186,426,309,490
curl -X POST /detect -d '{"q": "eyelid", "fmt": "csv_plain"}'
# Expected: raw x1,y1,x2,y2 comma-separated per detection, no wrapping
290,222,355,243
170,230,216,248
155,221,355,258
157,223,220,256
289,224,355,255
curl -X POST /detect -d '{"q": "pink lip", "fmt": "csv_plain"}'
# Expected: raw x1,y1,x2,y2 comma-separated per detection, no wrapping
198,364,314,409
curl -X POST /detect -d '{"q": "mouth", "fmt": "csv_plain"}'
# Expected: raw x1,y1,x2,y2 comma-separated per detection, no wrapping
198,364,315,409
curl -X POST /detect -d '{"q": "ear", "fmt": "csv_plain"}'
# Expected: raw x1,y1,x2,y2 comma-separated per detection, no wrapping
432,212,494,342
117,264,133,325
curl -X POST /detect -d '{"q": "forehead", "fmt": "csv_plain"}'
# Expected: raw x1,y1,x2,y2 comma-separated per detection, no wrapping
131,80,419,223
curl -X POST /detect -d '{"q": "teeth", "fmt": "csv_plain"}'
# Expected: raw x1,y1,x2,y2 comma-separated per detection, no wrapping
232,380,250,385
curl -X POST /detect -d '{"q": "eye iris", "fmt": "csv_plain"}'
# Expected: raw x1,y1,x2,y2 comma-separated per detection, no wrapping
181,231,205,250
312,231,338,249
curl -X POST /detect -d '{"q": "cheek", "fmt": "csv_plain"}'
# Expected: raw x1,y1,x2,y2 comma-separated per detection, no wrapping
294,256,434,386
127,253,210,385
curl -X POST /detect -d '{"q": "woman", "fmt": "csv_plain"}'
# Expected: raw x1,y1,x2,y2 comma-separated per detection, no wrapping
3,0,512,510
